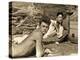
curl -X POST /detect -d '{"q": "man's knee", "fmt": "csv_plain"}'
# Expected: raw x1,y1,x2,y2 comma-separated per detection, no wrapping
63,30,68,36
57,30,68,42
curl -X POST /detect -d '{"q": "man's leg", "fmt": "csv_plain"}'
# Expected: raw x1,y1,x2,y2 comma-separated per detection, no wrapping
42,30,68,43
57,30,68,42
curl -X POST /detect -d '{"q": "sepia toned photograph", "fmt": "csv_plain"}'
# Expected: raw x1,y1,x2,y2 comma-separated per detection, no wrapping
9,1,78,58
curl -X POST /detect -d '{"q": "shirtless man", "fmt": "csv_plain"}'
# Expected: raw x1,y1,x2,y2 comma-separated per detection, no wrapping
9,16,51,58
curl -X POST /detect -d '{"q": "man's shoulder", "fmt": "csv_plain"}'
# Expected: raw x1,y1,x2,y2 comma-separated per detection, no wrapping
33,29,41,34
30,29,42,38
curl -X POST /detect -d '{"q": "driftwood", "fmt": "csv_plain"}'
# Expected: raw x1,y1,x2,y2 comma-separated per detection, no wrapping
12,10,28,16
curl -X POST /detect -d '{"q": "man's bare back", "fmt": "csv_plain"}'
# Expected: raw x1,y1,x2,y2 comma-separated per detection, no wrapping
10,29,44,57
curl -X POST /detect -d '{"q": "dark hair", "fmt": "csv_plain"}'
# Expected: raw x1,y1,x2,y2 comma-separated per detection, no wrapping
39,15,51,26
57,12,64,17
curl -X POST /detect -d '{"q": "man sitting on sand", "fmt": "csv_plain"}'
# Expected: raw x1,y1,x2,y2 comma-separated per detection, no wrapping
43,12,68,44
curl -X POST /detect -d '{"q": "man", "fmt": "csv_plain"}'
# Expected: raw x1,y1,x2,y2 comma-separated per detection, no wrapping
9,16,51,58
43,12,68,44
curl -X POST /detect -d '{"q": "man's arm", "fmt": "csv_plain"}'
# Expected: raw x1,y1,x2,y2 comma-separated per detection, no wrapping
43,20,57,39
35,32,44,57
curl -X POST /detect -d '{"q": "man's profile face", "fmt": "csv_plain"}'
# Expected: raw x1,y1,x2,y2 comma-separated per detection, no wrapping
40,22,49,35
57,14,63,24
